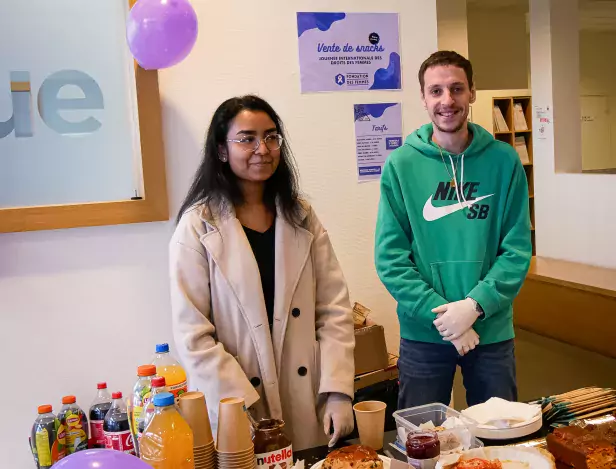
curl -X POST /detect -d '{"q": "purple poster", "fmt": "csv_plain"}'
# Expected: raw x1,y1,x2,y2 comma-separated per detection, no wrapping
297,12,401,93
354,103,402,181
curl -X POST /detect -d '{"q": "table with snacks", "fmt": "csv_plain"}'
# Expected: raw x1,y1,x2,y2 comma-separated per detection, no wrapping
29,341,615,469
298,387,616,469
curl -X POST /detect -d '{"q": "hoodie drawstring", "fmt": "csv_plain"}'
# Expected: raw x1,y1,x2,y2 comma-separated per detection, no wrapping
447,153,467,209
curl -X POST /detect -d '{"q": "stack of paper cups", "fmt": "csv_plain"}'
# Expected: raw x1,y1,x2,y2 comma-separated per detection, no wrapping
216,397,255,469
179,391,215,469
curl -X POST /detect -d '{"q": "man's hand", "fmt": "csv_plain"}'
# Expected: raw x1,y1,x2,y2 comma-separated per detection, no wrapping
432,298,480,340
451,328,480,356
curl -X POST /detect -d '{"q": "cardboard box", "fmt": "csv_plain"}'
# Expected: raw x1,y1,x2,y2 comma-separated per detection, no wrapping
354,355,398,391
354,323,390,376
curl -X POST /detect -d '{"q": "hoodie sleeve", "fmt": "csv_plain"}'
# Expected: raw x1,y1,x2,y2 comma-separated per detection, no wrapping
468,158,532,317
375,159,448,327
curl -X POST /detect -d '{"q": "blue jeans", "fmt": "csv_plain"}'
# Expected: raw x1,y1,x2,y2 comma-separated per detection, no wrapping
398,338,517,409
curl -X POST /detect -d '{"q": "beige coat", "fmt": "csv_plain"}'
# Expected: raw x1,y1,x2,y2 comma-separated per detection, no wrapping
169,202,355,451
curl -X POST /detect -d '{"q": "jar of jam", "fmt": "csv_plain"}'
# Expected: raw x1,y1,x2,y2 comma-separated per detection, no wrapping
252,419,293,469
406,430,441,469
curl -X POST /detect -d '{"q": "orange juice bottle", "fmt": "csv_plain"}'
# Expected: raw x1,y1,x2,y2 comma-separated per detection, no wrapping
140,392,194,469
152,343,187,402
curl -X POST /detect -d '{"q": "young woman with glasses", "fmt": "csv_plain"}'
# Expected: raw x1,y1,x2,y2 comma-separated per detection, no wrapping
170,95,355,451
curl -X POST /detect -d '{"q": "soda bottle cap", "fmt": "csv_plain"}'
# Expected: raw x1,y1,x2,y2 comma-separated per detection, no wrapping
151,376,166,388
38,405,52,414
112,392,123,399
137,365,157,377
97,382,107,390
156,343,170,354
62,396,76,405
153,392,175,407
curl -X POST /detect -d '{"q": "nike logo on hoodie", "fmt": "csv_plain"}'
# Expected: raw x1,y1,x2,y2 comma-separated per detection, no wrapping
423,193,494,222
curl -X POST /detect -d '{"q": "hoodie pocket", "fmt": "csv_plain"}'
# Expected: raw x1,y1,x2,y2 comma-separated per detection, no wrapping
430,261,483,302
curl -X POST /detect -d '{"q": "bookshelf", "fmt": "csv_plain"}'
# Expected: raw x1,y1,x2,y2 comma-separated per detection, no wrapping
493,96,536,255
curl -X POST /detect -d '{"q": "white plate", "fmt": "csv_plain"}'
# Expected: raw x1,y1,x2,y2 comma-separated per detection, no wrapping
474,413,543,440
437,446,556,469
311,455,391,469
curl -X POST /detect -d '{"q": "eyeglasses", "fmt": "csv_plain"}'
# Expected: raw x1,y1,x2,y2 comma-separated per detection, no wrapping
226,134,283,153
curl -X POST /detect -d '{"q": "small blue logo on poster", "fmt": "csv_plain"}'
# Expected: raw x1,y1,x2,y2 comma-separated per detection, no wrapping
335,74,345,86
386,137,402,150
359,166,382,176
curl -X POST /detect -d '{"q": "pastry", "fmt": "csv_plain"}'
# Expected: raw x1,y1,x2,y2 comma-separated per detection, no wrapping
547,426,616,469
322,445,383,469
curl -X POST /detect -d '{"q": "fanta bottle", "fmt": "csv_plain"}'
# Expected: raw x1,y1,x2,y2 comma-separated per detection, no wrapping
152,343,187,402
138,376,168,442
140,392,194,469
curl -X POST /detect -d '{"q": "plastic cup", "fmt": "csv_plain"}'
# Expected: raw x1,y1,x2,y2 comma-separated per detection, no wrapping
353,400,387,450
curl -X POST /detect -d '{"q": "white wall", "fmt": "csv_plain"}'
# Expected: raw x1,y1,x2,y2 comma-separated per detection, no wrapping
580,30,616,170
437,0,469,57
467,4,530,90
530,0,616,268
0,1,437,466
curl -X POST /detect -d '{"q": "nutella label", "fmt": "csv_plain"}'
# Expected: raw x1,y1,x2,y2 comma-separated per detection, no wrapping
104,429,135,455
256,445,293,469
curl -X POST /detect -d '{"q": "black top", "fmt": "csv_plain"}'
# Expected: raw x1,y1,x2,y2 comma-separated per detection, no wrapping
243,222,276,328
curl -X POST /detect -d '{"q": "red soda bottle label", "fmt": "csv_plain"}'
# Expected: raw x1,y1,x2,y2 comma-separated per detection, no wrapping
104,430,135,455
90,420,105,447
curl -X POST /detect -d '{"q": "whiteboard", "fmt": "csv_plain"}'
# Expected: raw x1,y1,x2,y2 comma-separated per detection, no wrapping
0,0,141,208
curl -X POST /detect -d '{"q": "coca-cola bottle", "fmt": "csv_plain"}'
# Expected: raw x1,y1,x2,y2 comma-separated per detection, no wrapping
89,382,112,449
103,392,135,455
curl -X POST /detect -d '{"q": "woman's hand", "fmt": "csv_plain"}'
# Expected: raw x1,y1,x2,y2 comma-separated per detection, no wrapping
323,393,354,447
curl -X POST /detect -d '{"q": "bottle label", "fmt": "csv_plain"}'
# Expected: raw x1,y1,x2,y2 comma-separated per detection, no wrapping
35,428,52,467
132,389,152,430
55,421,66,461
256,445,293,469
132,405,144,434
168,380,188,402
65,411,88,454
90,420,105,447
104,429,136,455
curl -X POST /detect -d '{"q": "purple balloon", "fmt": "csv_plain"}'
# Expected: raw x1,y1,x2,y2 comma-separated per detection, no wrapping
53,449,152,469
53,450,151,469
127,0,198,70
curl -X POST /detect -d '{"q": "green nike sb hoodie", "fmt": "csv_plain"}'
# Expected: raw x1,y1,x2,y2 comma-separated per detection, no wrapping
375,122,532,345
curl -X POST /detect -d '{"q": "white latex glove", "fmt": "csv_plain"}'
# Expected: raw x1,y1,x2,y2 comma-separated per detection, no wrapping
323,393,354,447
450,328,480,356
432,298,480,341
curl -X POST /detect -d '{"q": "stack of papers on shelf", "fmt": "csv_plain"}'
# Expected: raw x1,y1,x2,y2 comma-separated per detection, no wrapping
514,103,529,131
493,106,509,132
514,136,530,165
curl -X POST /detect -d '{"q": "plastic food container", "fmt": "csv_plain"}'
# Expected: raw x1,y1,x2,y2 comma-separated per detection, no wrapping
393,403,483,455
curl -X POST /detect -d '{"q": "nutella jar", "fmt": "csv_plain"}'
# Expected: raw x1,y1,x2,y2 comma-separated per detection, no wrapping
252,419,293,469
406,430,441,469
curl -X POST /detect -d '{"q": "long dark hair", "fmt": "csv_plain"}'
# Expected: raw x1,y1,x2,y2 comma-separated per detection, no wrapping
177,95,302,226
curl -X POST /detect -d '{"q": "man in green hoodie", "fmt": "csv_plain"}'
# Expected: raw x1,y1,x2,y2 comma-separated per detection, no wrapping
375,51,532,408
